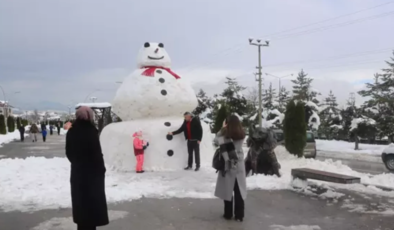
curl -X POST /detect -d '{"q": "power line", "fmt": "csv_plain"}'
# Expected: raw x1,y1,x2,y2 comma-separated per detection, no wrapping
262,47,394,68
273,10,394,41
179,1,394,71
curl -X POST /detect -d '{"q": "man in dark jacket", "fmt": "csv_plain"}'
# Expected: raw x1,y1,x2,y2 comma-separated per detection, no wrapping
18,125,25,142
169,112,203,171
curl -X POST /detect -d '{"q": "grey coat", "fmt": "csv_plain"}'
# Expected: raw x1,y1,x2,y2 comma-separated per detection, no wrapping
214,132,247,201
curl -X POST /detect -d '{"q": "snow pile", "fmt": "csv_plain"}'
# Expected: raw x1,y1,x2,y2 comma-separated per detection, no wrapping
351,116,376,131
316,139,387,155
75,102,111,109
1,146,394,212
0,131,23,147
260,109,285,128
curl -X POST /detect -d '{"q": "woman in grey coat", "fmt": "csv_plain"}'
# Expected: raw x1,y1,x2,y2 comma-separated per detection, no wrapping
214,115,247,222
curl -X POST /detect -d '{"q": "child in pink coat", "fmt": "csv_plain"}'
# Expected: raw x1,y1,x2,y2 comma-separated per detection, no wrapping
132,131,149,173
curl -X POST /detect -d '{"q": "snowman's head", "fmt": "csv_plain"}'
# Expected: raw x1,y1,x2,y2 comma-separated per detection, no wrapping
137,42,171,68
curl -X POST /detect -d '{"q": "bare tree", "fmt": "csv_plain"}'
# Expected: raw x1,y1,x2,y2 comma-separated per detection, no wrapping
246,87,259,107
30,109,40,123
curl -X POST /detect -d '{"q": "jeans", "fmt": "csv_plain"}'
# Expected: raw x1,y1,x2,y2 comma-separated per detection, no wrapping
187,140,200,167
30,133,37,142
224,179,244,219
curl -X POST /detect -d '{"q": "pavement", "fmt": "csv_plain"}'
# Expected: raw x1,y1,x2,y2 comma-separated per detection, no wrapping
1,135,394,230
2,189,394,230
317,151,389,175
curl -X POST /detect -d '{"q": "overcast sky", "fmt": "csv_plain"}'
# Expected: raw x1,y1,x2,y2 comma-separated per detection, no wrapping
0,0,393,111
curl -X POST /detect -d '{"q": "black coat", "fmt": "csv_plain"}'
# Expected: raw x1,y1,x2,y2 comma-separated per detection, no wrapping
65,120,109,227
173,117,203,141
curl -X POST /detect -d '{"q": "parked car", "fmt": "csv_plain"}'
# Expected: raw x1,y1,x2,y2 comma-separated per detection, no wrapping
273,129,316,158
382,144,394,172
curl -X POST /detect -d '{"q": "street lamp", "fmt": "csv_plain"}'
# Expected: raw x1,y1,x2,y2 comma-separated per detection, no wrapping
249,38,270,128
0,85,7,117
265,73,293,106
265,73,293,91
84,89,101,102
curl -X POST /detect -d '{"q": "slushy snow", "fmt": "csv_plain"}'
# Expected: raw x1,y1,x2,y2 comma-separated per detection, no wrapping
316,139,387,156
0,131,24,147
1,146,394,212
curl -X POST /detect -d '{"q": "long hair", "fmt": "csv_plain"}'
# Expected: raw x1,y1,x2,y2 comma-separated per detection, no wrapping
221,115,245,140
75,106,94,122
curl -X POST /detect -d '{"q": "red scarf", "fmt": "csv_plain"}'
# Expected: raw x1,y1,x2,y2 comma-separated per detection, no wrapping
141,66,181,79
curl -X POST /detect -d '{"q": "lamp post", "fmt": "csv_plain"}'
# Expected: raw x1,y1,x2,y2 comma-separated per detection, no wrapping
84,89,101,102
265,73,293,107
249,38,270,128
0,85,7,117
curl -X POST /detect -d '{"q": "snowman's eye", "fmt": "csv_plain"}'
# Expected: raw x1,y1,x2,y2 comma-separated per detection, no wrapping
158,43,164,48
144,42,150,48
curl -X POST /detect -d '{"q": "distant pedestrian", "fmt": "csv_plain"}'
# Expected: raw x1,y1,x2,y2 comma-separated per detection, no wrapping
49,125,53,135
30,124,39,142
132,130,149,173
42,127,47,142
56,122,61,135
168,112,203,171
214,115,247,222
66,106,109,230
18,125,25,142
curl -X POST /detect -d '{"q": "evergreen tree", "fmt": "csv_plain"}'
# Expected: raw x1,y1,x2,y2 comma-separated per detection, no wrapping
276,86,291,112
193,89,212,119
283,100,306,157
220,77,249,116
319,90,341,139
16,117,21,129
7,116,15,132
211,77,252,127
0,115,6,135
292,69,313,101
358,52,394,141
212,103,228,133
262,83,276,111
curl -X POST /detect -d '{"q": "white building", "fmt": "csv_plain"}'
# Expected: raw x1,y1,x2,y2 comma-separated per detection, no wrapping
0,101,13,118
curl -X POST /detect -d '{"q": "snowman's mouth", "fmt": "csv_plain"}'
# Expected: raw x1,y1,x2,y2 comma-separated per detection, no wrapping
148,56,164,60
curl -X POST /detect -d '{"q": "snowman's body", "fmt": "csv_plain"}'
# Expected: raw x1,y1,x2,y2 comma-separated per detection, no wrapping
100,42,214,171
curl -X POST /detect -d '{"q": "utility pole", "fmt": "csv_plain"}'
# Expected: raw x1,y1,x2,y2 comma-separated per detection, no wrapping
249,38,269,128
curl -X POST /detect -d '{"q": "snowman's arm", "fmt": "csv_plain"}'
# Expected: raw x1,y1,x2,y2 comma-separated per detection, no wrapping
172,121,186,135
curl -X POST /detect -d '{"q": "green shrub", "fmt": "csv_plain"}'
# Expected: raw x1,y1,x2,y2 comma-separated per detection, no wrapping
213,103,229,133
0,115,6,135
283,100,307,157
7,116,15,132
16,117,21,129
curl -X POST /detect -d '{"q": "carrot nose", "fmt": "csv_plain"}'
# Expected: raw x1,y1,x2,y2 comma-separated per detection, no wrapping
155,48,159,53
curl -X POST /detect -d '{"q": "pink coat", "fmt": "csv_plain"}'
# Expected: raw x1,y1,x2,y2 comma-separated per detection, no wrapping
133,132,146,156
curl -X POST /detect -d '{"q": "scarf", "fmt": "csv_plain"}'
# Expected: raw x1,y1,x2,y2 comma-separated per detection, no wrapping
141,66,181,79
216,134,239,172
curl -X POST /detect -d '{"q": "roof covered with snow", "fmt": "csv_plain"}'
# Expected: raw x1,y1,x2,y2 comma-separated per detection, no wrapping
75,102,111,109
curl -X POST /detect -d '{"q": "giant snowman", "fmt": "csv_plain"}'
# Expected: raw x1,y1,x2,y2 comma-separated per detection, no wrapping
100,42,214,171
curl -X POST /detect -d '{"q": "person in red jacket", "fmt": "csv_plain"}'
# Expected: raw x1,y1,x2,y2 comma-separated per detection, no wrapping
132,131,149,173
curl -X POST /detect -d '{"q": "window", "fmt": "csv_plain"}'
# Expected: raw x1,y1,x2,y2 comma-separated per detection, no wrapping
306,132,315,142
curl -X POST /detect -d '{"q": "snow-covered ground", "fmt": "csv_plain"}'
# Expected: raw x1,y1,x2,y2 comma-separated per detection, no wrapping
1,146,394,212
316,139,387,157
0,131,23,147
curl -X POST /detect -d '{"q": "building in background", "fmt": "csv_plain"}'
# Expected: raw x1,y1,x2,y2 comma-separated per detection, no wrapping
0,101,13,118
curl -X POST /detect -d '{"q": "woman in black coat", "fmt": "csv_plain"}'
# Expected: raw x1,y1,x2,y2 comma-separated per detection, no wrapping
66,106,109,230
